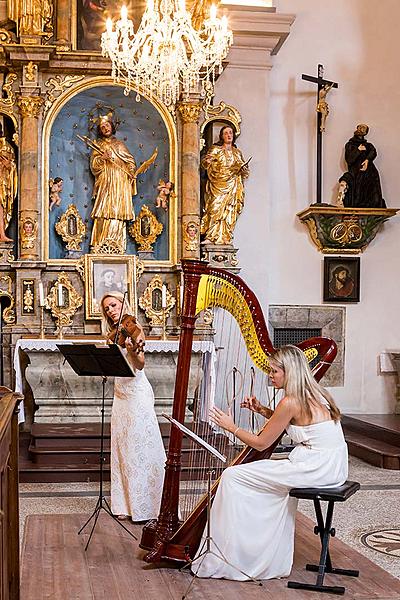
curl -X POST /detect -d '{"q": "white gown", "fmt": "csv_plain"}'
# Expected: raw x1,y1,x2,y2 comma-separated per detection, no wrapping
193,419,348,580
111,369,166,521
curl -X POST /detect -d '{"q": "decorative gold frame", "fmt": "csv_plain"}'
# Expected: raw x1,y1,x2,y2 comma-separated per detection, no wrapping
55,204,87,251
45,272,83,334
128,205,163,251
84,254,136,320
138,274,176,326
0,275,16,324
42,76,178,267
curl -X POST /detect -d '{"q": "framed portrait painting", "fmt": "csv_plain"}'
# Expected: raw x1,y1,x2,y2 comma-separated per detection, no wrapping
323,257,360,303
84,254,135,319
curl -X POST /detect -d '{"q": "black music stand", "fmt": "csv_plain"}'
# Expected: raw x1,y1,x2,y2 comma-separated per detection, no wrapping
162,414,262,600
58,343,138,550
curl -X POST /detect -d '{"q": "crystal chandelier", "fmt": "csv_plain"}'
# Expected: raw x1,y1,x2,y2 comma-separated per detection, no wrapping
101,1,233,108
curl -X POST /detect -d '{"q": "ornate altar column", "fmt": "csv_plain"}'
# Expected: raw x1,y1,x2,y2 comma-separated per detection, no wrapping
177,101,203,260
56,0,71,48
17,95,44,260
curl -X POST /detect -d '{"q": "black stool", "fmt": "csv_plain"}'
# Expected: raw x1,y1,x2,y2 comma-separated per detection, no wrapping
287,480,360,595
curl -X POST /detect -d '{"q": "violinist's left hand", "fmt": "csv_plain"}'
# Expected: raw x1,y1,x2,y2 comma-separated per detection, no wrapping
125,336,145,354
209,406,236,433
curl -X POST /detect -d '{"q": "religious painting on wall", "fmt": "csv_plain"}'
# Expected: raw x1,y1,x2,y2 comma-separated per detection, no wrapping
323,256,360,303
84,254,135,319
76,0,146,51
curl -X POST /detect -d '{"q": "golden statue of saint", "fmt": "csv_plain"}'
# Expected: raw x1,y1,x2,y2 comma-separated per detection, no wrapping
201,125,249,245
0,126,17,243
8,0,53,36
90,115,137,251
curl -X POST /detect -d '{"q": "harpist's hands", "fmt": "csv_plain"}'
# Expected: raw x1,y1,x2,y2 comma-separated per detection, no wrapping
209,406,236,433
241,396,262,414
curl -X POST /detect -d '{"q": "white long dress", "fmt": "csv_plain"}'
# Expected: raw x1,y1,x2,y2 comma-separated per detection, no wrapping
111,369,166,521
192,419,348,580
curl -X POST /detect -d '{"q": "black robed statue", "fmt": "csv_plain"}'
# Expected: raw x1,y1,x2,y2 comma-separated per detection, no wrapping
339,124,386,208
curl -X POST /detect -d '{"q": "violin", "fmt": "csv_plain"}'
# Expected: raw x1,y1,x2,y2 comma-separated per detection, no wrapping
109,314,145,353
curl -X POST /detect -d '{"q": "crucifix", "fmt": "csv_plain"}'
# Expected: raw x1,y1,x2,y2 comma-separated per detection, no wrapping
302,64,338,204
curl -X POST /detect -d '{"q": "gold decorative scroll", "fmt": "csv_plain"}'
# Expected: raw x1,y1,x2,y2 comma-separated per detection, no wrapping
55,204,86,251
139,274,176,327
43,75,85,114
0,275,16,324
0,73,17,112
91,238,125,255
129,205,163,252
201,101,242,136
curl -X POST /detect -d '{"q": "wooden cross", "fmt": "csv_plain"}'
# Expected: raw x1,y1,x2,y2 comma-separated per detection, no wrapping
302,64,338,204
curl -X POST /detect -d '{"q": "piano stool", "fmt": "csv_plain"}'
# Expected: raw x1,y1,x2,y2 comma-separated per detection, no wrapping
287,480,360,595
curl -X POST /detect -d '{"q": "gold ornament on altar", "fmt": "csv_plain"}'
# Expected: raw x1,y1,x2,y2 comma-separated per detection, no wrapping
0,275,15,324
20,216,38,249
183,219,200,252
139,275,176,328
8,0,53,40
45,272,83,337
129,205,163,252
0,73,17,111
55,204,86,252
201,125,250,245
22,281,34,313
77,109,157,253
0,125,18,242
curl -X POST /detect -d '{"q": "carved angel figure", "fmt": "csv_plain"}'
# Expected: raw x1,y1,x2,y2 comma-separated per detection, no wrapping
49,177,63,211
155,180,173,211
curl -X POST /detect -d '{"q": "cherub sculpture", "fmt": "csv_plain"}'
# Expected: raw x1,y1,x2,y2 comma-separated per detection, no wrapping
155,180,173,211
49,177,63,210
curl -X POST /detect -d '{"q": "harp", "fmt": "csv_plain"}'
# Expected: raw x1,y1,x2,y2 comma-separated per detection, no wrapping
140,259,337,563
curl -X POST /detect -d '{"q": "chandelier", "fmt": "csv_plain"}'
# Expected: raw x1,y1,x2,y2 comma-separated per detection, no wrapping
101,1,233,108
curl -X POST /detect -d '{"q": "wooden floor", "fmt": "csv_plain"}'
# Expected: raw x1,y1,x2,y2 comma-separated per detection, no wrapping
20,512,400,600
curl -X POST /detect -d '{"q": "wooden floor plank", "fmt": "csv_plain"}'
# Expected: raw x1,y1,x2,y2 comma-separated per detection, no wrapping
20,512,400,600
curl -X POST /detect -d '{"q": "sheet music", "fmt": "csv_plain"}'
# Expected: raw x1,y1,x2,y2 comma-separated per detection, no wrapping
162,414,227,463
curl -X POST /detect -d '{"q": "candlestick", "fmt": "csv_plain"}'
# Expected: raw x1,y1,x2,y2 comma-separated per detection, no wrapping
162,308,167,340
161,284,167,308
38,282,45,307
39,306,45,339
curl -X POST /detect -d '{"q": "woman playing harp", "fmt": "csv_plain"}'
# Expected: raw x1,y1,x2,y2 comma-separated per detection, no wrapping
192,344,348,580
140,260,339,564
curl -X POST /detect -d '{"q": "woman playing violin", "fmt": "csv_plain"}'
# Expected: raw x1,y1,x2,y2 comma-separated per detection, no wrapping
101,292,166,522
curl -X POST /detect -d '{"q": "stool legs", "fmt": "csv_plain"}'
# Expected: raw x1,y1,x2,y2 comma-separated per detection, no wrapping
288,499,359,595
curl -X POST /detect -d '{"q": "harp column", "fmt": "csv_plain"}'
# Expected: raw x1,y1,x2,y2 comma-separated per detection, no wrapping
17,95,44,261
177,99,203,260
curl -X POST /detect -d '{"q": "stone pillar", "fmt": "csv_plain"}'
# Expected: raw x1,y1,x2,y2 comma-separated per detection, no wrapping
56,0,71,48
177,100,203,260
17,95,44,261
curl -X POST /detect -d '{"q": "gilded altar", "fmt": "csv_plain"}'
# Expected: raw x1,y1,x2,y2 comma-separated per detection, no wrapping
0,0,294,432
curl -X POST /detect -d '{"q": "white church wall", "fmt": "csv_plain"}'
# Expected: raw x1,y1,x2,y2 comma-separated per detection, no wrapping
215,0,400,413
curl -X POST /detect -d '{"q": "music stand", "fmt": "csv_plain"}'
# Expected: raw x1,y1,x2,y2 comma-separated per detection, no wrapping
58,343,138,550
162,414,262,600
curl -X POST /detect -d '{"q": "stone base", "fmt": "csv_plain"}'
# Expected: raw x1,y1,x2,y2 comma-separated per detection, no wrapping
201,243,239,270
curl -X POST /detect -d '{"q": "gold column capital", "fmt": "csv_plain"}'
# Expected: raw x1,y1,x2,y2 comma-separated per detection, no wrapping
17,95,44,118
177,101,203,124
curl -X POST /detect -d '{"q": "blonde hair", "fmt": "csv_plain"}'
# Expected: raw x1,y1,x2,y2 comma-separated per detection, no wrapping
100,292,135,338
270,345,341,422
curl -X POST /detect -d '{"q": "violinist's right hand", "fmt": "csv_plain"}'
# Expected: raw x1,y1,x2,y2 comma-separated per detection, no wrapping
241,396,262,414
